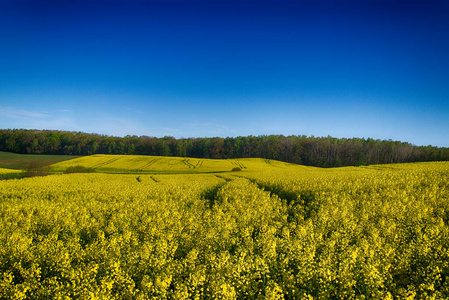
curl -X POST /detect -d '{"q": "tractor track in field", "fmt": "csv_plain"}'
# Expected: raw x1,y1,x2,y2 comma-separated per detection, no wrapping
150,175,159,183
136,158,162,172
195,159,204,169
91,157,121,169
182,158,204,169
231,159,246,169
182,159,196,169
243,176,320,221
232,174,298,204
214,174,232,182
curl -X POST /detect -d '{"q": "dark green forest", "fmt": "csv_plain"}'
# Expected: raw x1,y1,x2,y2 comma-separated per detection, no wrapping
1,129,448,167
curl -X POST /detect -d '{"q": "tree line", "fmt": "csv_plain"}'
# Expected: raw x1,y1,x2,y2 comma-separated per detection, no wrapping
1,129,448,167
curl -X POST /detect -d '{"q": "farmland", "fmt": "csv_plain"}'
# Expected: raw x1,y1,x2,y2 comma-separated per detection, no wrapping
50,154,304,174
0,151,80,170
1,155,448,299
0,167,22,180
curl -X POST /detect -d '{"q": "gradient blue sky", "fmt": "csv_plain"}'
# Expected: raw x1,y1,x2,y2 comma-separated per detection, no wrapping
1,0,448,146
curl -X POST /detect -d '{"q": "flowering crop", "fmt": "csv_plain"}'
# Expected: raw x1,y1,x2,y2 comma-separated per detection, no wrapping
1,160,448,299
51,155,306,174
0,167,22,180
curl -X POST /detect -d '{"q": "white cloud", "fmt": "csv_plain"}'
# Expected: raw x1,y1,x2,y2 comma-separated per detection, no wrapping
0,107,50,119
0,106,81,132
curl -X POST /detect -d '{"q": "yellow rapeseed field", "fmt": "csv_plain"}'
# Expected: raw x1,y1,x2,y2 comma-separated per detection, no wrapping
51,155,308,174
0,167,22,180
1,156,448,299
0,167,21,174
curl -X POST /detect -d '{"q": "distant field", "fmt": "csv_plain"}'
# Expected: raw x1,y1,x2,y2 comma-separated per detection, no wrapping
0,151,80,169
51,153,443,175
51,154,312,174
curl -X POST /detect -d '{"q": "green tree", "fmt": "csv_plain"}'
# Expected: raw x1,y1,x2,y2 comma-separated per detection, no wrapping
127,143,135,155
155,140,170,156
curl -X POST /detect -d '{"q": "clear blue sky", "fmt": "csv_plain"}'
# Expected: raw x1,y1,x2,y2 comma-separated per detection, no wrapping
1,0,448,146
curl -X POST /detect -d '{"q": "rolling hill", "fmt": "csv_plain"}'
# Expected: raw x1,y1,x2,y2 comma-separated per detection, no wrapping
51,154,314,174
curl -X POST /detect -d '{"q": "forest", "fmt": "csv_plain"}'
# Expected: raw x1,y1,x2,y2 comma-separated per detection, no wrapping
1,129,448,167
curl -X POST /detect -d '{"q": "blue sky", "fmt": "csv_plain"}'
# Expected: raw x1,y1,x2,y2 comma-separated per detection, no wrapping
1,0,448,146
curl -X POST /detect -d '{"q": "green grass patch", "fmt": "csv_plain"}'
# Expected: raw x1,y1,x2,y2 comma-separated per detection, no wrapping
0,151,80,170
